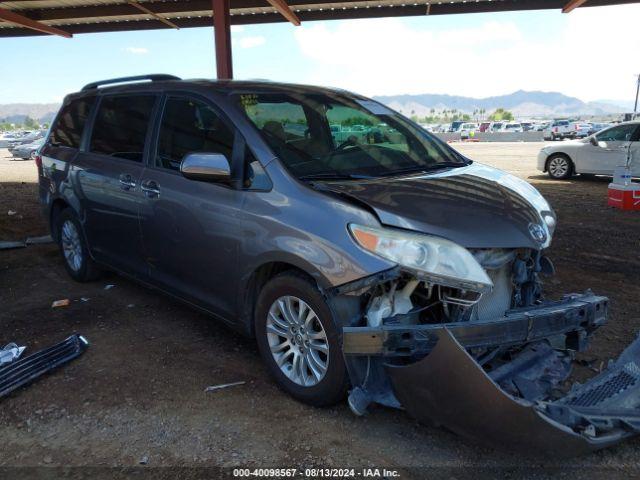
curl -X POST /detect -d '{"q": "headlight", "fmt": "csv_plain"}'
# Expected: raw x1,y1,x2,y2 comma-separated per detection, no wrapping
349,224,493,293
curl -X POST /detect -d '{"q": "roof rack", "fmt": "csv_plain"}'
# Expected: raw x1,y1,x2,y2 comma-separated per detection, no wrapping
81,74,181,91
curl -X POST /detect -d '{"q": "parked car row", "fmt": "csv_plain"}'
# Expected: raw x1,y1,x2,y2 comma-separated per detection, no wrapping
427,121,547,135
10,137,45,160
423,119,617,139
543,120,613,141
0,130,35,148
0,129,47,151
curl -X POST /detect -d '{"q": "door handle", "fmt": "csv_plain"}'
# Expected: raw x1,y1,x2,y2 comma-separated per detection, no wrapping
118,174,136,190
141,180,160,198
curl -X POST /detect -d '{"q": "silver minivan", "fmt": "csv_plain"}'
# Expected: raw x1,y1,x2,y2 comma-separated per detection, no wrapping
38,75,640,454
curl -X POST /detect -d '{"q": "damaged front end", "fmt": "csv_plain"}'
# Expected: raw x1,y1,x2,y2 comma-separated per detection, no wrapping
329,247,640,455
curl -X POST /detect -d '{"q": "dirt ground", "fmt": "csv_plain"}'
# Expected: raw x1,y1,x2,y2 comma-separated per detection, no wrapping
1,143,640,478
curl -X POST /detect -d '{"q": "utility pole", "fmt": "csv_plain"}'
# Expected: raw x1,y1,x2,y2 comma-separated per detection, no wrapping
634,74,640,118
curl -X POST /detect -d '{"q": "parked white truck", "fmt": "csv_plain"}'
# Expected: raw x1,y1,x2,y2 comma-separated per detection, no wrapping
543,120,572,141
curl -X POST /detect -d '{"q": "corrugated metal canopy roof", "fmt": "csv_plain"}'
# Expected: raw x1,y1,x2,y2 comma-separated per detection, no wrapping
0,0,637,37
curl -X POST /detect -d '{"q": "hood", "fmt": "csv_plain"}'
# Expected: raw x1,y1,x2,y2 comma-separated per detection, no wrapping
322,163,554,249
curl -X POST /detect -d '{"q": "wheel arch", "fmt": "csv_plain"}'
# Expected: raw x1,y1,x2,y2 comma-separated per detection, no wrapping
238,259,325,338
49,198,71,242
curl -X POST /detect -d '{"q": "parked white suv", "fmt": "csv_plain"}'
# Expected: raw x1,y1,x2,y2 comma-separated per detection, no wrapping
537,121,640,179
543,120,572,141
501,122,523,133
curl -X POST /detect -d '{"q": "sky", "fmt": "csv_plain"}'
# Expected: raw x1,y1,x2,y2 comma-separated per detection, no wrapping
0,3,638,104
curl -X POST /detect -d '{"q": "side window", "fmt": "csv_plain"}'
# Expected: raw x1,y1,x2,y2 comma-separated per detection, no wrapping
49,96,95,148
89,95,156,162
157,97,234,171
596,124,637,142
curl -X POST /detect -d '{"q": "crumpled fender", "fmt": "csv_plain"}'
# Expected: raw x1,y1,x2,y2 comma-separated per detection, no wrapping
385,329,629,456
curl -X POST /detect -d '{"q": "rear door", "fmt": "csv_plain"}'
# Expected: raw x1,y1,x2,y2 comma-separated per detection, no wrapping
74,93,158,276
579,124,637,174
138,94,244,318
39,95,95,210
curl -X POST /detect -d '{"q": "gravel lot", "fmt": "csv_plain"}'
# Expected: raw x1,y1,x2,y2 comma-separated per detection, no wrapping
1,143,640,478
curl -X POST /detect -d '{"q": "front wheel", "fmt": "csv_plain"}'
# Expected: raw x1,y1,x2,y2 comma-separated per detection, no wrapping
56,209,101,282
547,155,573,180
255,271,348,407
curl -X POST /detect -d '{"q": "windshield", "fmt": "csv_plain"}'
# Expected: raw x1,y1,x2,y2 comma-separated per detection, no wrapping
235,92,467,180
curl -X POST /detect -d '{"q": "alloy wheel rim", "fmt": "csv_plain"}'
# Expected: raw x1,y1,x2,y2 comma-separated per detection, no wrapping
266,295,329,387
549,157,568,177
61,220,83,272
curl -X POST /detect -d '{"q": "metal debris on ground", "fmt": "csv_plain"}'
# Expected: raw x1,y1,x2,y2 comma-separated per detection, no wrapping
7,210,16,216
25,235,54,245
0,343,26,366
80,297,90,302
0,241,26,250
104,284,115,290
51,299,70,308
204,381,246,393
0,334,89,399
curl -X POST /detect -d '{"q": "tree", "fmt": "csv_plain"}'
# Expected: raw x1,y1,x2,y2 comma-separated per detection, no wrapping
488,108,514,121
502,110,514,121
22,116,39,129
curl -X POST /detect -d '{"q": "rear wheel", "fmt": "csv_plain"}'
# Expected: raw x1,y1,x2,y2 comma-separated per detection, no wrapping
547,154,573,180
255,271,348,406
56,209,101,282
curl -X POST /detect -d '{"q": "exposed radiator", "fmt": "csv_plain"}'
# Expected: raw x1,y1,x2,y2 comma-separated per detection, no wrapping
472,264,513,321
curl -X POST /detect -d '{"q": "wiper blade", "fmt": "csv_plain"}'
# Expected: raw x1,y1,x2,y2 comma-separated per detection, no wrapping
298,172,373,181
383,162,470,177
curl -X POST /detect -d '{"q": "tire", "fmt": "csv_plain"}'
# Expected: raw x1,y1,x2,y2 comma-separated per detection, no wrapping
55,208,101,282
546,154,573,180
255,271,348,407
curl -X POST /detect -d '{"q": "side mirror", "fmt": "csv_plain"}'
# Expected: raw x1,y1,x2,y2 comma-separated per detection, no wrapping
180,153,231,184
589,136,598,146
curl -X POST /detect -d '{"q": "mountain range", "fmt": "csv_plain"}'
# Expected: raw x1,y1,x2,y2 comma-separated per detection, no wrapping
0,91,631,125
372,90,629,118
0,103,59,125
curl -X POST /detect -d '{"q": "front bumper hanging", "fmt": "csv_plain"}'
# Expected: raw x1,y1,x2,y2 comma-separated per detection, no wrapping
386,329,640,456
340,292,640,455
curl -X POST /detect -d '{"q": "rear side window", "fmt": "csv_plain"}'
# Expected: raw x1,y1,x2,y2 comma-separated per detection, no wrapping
90,95,156,162
49,96,95,148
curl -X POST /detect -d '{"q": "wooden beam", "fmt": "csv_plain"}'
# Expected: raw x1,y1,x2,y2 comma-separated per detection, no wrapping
0,6,71,37
562,0,588,12
265,0,300,25
212,0,232,79
127,0,179,28
6,0,639,38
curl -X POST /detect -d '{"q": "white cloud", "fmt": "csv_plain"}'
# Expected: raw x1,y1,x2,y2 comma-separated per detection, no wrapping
123,47,149,55
293,5,640,101
231,25,245,33
238,36,266,49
